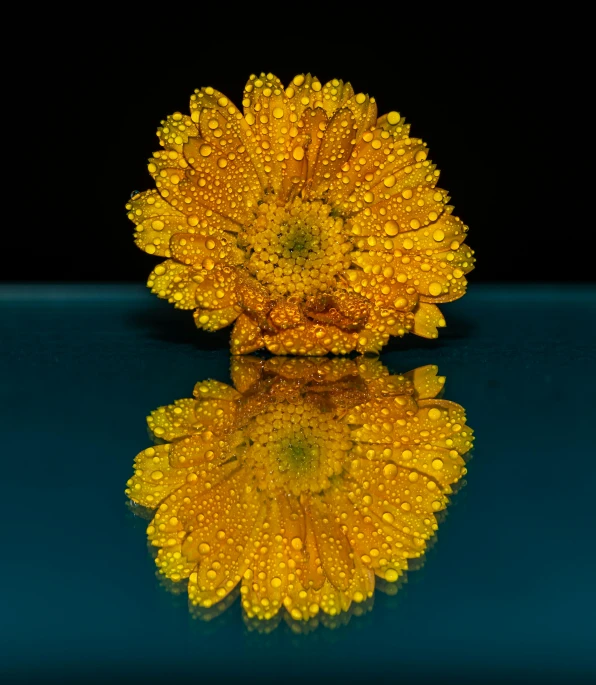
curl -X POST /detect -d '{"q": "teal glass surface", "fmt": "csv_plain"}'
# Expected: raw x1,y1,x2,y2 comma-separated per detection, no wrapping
1,285,595,683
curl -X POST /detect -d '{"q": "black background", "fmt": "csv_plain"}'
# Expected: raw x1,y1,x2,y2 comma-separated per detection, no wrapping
11,31,588,284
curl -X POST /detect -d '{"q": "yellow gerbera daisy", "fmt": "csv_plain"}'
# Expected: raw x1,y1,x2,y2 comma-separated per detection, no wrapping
126,73,474,355
125,357,473,622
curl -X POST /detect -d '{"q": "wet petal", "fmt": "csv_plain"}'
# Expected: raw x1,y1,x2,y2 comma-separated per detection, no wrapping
185,469,265,608
126,445,191,508
230,313,265,354
148,398,198,441
404,365,446,400
413,302,446,338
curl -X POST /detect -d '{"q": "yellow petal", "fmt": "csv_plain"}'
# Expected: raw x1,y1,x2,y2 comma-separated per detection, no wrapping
169,232,241,269
263,325,329,356
241,498,290,620
186,469,265,608
168,432,226,468
404,365,446,399
346,458,443,543
193,305,241,332
125,445,191,508
147,398,198,441
157,113,199,152
192,266,240,310
347,188,449,238
308,107,357,199
126,190,187,257
146,260,199,310
243,72,290,194
318,79,355,118
230,314,265,354
193,379,240,402
183,137,261,223
413,302,446,338
230,356,264,393
306,498,354,592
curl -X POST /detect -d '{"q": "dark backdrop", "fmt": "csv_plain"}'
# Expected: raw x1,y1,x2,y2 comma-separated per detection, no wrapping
12,38,587,284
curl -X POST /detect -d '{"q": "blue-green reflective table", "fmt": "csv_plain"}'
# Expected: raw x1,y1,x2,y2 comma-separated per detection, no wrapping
1,285,595,683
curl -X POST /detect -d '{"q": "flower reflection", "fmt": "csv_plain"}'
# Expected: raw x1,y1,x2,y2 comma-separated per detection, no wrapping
126,357,473,626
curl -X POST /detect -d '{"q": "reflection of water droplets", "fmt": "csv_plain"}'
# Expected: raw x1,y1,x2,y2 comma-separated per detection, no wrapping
125,356,474,630
130,190,140,198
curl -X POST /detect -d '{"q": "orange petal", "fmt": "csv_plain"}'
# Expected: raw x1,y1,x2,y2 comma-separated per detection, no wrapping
236,273,274,321
230,356,264,393
230,314,265,355
268,301,305,330
263,325,329,356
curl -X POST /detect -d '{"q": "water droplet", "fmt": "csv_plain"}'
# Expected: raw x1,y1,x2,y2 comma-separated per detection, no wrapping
385,568,399,582
384,220,399,236
383,463,398,478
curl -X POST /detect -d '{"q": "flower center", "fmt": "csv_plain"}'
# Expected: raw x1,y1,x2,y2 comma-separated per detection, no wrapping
241,400,352,495
243,197,352,299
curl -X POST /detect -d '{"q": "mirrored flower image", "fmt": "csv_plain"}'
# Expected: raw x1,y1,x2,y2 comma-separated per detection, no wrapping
126,357,473,624
126,73,474,355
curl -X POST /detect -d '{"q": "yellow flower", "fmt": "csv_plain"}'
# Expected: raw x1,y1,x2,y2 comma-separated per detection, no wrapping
125,357,473,622
126,73,474,355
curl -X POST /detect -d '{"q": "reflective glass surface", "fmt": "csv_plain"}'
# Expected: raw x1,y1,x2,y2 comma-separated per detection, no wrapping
2,285,595,683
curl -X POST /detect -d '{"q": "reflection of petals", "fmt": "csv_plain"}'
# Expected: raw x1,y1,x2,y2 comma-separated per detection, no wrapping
127,73,474,354
126,359,474,624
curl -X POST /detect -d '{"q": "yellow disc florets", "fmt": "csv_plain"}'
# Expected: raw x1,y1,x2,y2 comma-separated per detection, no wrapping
241,399,352,495
243,198,352,299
